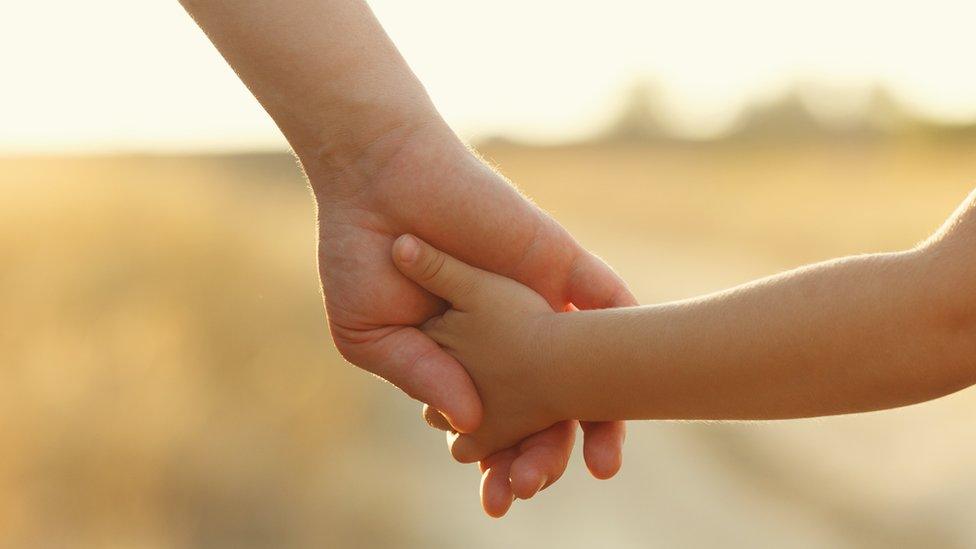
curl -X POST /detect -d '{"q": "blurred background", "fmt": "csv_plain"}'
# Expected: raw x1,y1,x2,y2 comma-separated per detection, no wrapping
4,1,976,547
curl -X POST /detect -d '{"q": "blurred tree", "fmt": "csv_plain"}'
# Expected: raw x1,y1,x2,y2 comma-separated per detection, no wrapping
602,80,670,143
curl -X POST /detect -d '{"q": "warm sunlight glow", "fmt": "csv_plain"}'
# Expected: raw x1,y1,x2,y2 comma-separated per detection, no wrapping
3,0,976,152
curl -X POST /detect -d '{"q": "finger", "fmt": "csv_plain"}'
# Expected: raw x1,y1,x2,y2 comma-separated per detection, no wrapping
480,449,518,518
422,404,453,431
566,252,638,310
508,420,576,499
580,420,626,480
391,234,486,310
449,433,490,464
339,325,482,433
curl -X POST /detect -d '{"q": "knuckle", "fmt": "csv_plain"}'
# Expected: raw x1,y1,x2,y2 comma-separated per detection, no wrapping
419,251,447,283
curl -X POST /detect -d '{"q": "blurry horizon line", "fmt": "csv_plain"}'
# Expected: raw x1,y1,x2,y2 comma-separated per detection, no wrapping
5,78,976,158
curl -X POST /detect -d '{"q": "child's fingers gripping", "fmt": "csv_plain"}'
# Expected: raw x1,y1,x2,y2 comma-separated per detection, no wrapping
392,234,485,310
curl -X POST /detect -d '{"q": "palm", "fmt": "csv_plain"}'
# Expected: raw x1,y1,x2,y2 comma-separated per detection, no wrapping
321,221,439,346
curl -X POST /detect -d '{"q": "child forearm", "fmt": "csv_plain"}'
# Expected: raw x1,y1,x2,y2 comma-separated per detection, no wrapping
388,191,976,461
550,247,976,421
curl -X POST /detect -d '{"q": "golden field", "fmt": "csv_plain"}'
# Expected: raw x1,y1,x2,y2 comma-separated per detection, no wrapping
3,140,976,548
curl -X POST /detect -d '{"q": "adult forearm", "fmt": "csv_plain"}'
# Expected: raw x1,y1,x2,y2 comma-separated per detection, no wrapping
179,0,443,182
551,247,975,421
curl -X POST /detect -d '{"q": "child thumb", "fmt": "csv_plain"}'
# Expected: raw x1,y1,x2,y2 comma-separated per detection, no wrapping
392,234,482,308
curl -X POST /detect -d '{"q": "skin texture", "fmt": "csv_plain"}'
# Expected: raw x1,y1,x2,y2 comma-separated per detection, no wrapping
178,0,636,516
393,189,976,445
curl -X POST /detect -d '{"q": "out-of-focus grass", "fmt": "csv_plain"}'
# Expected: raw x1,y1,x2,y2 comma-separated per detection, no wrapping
0,157,386,547
2,142,976,548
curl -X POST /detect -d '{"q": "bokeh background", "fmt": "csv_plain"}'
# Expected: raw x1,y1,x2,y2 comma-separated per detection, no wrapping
4,1,976,547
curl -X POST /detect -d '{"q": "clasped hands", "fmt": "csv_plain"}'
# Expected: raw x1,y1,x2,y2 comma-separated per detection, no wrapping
315,125,634,518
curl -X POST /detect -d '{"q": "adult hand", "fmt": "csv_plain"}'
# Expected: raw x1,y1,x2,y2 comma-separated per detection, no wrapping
312,122,636,517
179,0,636,517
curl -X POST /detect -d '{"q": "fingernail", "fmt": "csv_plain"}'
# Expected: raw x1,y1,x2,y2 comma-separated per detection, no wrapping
396,234,419,263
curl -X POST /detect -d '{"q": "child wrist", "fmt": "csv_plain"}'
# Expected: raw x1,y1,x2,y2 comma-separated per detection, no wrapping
535,313,580,421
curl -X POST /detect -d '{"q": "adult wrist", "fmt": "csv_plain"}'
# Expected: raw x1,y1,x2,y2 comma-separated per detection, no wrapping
302,113,460,202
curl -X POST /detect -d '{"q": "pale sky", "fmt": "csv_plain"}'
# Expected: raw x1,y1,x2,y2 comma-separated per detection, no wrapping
3,1,976,153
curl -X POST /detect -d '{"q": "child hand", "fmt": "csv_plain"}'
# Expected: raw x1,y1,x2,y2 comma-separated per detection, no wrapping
391,234,568,464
